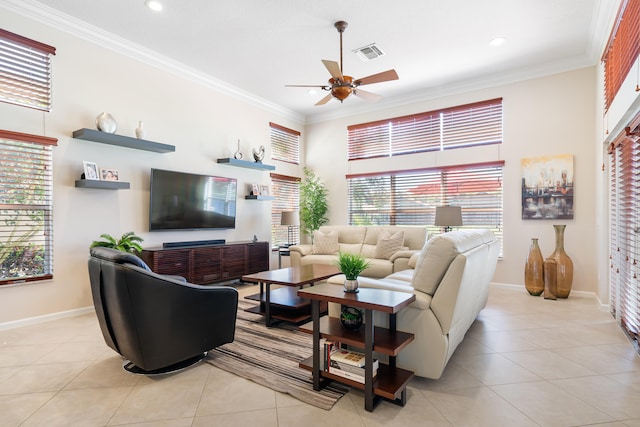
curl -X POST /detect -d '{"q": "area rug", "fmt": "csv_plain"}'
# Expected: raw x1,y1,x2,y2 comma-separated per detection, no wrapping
204,299,350,410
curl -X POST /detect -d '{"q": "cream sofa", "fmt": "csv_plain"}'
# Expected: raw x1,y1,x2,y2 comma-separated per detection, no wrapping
289,225,428,278
327,229,499,379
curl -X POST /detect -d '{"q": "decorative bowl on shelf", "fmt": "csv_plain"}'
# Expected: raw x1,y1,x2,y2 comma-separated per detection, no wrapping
340,306,363,330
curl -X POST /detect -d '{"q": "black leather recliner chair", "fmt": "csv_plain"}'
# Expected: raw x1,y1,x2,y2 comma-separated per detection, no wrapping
88,246,238,374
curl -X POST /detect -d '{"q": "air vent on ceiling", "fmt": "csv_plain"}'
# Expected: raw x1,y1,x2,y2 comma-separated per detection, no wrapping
353,43,385,61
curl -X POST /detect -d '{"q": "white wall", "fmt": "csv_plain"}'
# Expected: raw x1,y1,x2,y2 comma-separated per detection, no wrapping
305,67,598,295
0,10,303,323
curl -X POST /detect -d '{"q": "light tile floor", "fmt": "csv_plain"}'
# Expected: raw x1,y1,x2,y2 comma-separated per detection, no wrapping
1,284,639,426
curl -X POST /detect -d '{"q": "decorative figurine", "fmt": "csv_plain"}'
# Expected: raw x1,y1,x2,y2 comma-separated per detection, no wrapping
252,145,265,163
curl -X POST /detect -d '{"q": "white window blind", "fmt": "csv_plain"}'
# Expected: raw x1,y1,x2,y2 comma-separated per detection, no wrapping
347,162,504,251
347,98,502,160
270,122,300,165
0,29,56,112
608,119,640,350
0,130,57,285
270,174,300,247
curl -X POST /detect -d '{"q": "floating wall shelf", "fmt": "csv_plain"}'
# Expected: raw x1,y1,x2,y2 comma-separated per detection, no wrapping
245,195,275,201
217,158,275,171
75,179,130,190
72,128,175,153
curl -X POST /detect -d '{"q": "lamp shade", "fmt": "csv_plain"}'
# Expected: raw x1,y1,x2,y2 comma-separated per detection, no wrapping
434,206,462,227
280,211,300,226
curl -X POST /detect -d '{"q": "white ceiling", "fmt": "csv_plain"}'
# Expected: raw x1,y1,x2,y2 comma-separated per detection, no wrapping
10,0,617,123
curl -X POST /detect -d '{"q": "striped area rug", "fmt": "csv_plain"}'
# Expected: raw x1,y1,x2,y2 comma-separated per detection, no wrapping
205,300,350,410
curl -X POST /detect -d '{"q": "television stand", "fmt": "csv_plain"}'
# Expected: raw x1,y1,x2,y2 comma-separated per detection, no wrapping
140,241,268,284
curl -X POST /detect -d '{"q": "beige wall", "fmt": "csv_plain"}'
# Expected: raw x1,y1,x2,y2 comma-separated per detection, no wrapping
0,10,303,324
305,68,599,296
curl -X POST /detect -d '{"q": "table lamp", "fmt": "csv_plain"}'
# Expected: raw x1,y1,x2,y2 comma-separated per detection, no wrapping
434,206,462,233
280,210,300,246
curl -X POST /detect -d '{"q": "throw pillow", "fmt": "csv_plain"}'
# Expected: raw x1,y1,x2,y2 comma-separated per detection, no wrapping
374,230,404,259
312,230,339,255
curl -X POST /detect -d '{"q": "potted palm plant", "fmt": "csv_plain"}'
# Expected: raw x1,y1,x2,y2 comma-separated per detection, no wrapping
336,251,370,293
90,231,144,254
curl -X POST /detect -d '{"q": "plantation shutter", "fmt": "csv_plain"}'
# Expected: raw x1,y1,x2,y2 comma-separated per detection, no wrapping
347,98,502,160
602,0,640,111
608,118,640,349
270,122,300,165
347,162,504,250
0,130,57,285
0,29,56,111
270,174,300,246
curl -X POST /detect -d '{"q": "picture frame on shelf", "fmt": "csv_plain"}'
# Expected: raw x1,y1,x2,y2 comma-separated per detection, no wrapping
83,161,100,180
100,168,119,181
251,183,260,196
260,185,270,196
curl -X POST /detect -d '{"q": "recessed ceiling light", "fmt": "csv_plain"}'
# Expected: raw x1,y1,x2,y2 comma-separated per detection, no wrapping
145,1,163,11
490,37,506,47
308,89,317,95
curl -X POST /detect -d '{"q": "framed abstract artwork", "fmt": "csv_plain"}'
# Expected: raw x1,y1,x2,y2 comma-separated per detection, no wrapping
521,154,574,220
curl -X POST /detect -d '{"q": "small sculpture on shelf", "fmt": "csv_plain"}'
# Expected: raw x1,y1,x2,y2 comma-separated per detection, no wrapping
96,112,117,133
252,145,265,163
234,139,243,160
135,121,145,139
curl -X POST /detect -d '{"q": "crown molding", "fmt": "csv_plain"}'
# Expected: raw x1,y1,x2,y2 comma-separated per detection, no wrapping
0,0,305,124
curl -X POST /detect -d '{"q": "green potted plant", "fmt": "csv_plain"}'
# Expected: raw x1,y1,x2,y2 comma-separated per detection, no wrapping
90,231,144,254
299,167,329,242
336,251,370,293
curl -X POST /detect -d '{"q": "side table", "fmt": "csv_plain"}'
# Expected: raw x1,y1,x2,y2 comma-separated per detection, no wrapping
298,283,415,412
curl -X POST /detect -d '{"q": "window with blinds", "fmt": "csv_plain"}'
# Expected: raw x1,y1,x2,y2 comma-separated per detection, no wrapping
270,122,300,165
608,120,640,350
347,98,503,160
347,162,504,252
0,130,57,285
270,174,300,247
0,29,56,112
602,0,640,111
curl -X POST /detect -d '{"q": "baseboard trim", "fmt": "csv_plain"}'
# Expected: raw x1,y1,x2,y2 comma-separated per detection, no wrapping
0,306,94,330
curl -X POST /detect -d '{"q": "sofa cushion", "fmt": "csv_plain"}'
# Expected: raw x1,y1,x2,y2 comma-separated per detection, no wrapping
312,230,339,255
375,230,404,259
412,236,459,295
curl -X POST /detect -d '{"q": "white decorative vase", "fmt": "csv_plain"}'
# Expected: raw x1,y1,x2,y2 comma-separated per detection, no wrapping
343,279,359,293
96,112,117,133
135,121,145,139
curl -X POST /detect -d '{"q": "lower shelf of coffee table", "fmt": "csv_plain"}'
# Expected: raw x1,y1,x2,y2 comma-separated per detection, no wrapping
245,287,328,323
299,355,413,401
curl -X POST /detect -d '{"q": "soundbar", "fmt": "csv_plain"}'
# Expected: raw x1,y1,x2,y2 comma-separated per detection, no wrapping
163,239,226,248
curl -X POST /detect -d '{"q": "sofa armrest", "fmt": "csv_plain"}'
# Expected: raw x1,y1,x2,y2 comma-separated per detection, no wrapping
289,244,312,256
389,249,419,263
390,250,419,272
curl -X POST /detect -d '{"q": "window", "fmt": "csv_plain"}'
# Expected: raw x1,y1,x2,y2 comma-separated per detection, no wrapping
270,122,300,165
270,174,300,247
347,98,503,160
0,130,57,285
0,29,56,111
608,117,640,351
602,0,640,111
347,162,504,252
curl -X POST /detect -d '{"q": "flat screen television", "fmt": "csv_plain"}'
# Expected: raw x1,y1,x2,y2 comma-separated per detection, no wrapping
149,168,237,231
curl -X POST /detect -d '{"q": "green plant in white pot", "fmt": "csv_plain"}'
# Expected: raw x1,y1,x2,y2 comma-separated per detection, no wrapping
336,251,370,293
90,231,143,254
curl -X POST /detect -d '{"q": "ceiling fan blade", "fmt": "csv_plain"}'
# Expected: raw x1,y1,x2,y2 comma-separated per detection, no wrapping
353,88,382,103
314,93,334,106
354,69,399,86
321,60,344,80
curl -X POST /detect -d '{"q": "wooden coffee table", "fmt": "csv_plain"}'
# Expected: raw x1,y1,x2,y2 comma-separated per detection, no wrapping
242,265,340,326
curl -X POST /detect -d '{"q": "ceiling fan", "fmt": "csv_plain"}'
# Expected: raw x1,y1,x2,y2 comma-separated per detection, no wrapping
286,21,399,106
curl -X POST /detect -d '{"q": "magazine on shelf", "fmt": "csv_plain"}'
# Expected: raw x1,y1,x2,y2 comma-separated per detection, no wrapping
328,358,378,383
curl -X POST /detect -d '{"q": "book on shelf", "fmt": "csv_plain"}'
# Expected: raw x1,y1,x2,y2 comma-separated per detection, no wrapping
328,358,378,383
331,347,367,368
